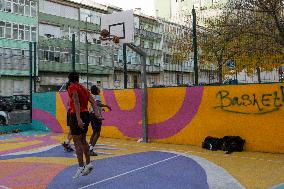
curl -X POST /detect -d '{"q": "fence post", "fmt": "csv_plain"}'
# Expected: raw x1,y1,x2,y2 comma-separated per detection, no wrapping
29,42,33,123
192,6,199,85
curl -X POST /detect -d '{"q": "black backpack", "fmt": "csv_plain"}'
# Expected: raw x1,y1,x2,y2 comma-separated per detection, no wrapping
202,136,223,151
222,136,245,154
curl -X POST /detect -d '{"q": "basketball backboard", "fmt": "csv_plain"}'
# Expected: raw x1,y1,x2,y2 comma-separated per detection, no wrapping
101,10,134,44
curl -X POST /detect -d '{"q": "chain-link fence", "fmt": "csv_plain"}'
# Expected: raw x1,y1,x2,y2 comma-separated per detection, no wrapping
0,43,34,126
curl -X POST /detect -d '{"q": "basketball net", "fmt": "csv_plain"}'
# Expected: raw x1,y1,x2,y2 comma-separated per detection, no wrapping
100,32,122,55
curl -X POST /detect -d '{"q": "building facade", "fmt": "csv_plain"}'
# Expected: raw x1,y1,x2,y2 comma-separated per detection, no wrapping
1,0,197,95
37,0,195,90
0,0,37,96
37,0,114,91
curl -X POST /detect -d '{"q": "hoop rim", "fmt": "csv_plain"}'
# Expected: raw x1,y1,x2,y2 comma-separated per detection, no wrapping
100,35,120,44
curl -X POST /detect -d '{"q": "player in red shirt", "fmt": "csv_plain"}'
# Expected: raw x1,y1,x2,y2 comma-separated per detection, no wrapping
67,72,101,179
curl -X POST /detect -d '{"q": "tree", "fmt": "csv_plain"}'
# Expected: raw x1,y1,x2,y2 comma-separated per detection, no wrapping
231,0,284,47
197,9,242,83
227,0,284,82
174,1,284,83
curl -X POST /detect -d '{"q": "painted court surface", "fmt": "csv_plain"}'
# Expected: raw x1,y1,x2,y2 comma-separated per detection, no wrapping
0,132,284,189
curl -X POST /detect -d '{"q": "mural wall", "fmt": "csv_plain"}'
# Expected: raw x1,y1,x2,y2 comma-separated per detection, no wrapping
31,84,284,153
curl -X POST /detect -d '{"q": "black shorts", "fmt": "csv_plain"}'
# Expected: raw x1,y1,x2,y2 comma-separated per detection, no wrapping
69,111,90,135
67,110,71,127
90,113,102,133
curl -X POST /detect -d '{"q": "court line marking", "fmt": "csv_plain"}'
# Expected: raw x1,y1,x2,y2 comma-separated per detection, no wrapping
113,142,284,164
78,154,181,189
0,185,12,189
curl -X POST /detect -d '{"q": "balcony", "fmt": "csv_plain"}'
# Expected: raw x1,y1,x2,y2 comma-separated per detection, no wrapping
0,69,30,76
39,61,114,75
163,63,194,73
146,64,161,73
135,29,162,40
39,13,100,32
139,47,163,57
113,61,141,72
113,61,162,73
39,36,104,52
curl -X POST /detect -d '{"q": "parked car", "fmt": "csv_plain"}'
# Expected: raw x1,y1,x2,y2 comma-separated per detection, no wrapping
13,95,31,110
151,84,166,88
0,111,9,125
198,82,208,86
0,96,14,112
178,83,194,87
223,79,238,85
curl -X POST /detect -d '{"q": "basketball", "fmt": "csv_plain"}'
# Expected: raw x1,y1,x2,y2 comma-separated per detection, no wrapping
100,29,109,38
113,36,120,44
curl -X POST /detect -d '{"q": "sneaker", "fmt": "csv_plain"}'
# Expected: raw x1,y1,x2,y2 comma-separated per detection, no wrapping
73,166,84,179
62,142,74,152
89,149,98,156
62,142,69,151
82,163,94,176
66,144,74,152
66,146,74,152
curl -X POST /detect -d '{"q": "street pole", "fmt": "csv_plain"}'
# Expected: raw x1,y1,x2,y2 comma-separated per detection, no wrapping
85,16,90,89
235,61,238,82
141,54,148,142
192,6,199,85
126,44,148,142
123,43,127,89
33,42,37,92
29,42,33,123
72,34,76,72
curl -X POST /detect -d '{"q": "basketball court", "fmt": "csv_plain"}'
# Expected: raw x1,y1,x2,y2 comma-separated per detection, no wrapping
1,10,284,189
0,131,284,189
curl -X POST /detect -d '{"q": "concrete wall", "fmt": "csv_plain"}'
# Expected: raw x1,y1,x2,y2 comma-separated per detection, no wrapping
22,83,284,153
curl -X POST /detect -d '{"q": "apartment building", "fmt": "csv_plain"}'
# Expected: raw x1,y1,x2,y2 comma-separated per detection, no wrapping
37,0,114,91
0,0,198,94
0,0,37,96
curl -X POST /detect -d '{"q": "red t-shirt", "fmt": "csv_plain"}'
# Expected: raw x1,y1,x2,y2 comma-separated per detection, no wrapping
68,83,90,113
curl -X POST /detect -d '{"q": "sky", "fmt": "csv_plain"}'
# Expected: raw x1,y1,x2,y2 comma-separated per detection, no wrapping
94,0,156,16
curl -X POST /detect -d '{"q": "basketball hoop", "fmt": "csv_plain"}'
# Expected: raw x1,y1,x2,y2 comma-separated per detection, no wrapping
100,29,121,51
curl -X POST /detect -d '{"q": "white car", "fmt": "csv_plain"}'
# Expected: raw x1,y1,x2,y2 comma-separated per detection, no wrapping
0,111,9,125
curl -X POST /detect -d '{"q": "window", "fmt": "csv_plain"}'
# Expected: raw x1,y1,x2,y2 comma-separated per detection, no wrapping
30,0,36,17
89,55,96,65
13,0,19,14
19,0,24,14
43,50,48,60
19,24,24,40
0,0,4,10
113,54,118,61
4,0,11,12
13,23,18,39
140,40,144,48
5,22,11,38
96,57,102,65
54,52,60,62
80,54,86,64
24,0,30,16
24,25,29,40
149,42,153,49
149,57,154,65
60,27,69,39
0,21,4,37
61,53,69,63
31,26,36,41
49,51,54,61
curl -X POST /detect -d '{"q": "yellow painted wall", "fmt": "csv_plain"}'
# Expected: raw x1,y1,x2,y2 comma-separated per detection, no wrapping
156,84,284,153
55,84,284,153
